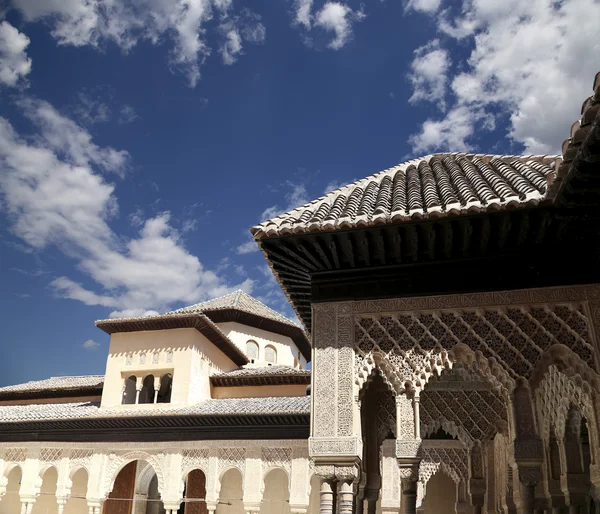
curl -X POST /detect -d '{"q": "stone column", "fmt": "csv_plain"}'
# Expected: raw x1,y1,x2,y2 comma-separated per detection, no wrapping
338,479,354,514
135,376,143,404
399,469,418,514
320,480,335,514
57,496,67,514
153,376,161,404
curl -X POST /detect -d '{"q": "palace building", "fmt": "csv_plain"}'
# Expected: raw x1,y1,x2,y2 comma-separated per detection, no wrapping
1,71,600,514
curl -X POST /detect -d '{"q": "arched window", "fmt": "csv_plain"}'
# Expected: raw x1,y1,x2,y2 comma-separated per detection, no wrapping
265,345,277,365
139,374,155,404
246,340,259,362
157,373,172,404
122,375,137,405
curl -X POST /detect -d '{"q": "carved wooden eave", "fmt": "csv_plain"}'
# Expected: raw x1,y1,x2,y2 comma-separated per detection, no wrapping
210,373,311,387
0,412,310,443
96,313,249,366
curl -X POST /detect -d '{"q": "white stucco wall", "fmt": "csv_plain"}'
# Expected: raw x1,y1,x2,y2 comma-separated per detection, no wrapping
101,328,239,408
216,322,307,368
211,384,307,399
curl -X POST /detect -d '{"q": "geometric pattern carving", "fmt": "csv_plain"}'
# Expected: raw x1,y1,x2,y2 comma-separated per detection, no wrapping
261,448,292,474
536,365,597,444
355,303,593,393
183,449,209,474
376,390,397,443
41,448,63,462
419,446,468,484
218,448,245,473
420,389,507,444
3,448,26,462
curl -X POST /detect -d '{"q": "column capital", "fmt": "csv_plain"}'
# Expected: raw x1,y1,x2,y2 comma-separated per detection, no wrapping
243,502,261,514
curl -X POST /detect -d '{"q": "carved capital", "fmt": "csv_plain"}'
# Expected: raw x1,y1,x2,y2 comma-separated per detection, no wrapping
517,466,543,486
514,439,544,464
309,437,362,458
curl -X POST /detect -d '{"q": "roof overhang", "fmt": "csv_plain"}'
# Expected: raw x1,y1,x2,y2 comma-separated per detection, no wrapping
210,372,311,387
96,313,249,366
0,412,309,442
0,387,103,402
202,308,311,361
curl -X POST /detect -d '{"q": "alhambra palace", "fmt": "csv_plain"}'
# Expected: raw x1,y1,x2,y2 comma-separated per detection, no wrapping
1,71,600,514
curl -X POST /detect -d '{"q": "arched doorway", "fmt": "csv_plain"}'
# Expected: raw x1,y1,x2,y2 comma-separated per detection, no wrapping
65,467,88,514
216,469,243,514
32,466,58,514
104,460,165,514
1,466,22,514
181,469,207,514
262,469,290,514
422,470,456,514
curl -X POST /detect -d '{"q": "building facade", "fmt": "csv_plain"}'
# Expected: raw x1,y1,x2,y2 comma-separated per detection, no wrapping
1,72,600,514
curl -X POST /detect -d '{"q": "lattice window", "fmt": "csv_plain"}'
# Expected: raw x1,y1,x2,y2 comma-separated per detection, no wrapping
246,341,259,362
265,346,277,364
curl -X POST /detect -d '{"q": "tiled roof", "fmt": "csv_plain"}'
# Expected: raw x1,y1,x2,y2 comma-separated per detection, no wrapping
173,290,298,328
211,365,311,386
213,365,310,378
0,376,104,395
250,153,560,239
0,396,310,423
557,71,600,194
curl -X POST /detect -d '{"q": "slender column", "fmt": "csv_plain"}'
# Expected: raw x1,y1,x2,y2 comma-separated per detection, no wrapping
400,475,418,514
412,394,420,440
366,498,377,514
338,480,354,514
57,498,67,514
320,480,335,514
473,507,482,514
135,376,142,404
153,376,161,403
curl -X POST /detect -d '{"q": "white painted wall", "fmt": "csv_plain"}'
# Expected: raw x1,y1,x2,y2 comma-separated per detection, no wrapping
101,328,239,408
217,322,306,368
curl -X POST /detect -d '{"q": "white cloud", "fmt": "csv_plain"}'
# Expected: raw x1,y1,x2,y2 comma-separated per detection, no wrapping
260,182,309,221
406,0,442,14
218,11,266,65
0,21,32,87
0,96,254,316
315,2,365,50
407,0,600,155
408,39,450,109
236,239,259,255
73,91,111,125
293,1,365,49
11,0,265,87
294,0,314,29
82,339,101,350
118,105,138,124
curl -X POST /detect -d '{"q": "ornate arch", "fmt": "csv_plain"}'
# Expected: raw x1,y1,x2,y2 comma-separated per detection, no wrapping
103,451,166,500
535,364,599,459
421,418,472,447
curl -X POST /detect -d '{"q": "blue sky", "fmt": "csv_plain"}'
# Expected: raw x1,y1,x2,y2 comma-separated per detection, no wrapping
0,0,598,386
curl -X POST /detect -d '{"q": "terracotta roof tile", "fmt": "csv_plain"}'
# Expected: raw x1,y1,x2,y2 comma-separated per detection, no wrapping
251,153,559,239
212,365,310,378
210,365,311,386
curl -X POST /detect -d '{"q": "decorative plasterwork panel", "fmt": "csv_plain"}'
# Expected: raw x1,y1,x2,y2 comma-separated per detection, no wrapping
535,365,598,446
3,448,26,462
218,448,246,474
182,449,209,475
420,389,508,445
261,447,292,475
354,300,594,394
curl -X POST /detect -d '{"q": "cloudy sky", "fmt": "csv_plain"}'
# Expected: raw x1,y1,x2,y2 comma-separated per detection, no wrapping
0,0,598,385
